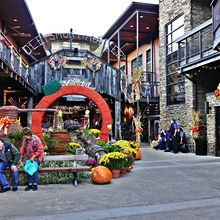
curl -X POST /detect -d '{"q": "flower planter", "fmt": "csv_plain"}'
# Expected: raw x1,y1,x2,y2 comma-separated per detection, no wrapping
49,131,71,154
120,168,127,174
194,137,207,156
111,169,120,178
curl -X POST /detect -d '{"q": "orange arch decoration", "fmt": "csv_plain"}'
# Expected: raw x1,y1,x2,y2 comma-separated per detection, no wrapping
32,85,112,142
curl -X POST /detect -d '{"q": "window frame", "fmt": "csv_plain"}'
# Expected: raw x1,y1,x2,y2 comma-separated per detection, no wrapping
165,14,185,105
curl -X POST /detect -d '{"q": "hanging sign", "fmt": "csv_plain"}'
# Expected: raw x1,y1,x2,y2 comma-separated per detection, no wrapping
82,57,102,77
48,54,64,70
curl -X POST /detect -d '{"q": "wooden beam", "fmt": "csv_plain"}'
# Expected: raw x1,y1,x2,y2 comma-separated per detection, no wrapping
9,33,32,37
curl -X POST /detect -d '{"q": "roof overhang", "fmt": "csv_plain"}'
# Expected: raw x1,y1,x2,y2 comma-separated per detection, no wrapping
0,0,46,61
102,2,159,63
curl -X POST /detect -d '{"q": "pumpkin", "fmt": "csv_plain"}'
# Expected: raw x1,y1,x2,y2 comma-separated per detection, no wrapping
91,166,112,184
134,150,142,160
135,146,139,151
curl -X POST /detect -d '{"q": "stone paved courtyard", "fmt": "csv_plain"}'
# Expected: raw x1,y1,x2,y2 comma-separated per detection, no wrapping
2,146,220,220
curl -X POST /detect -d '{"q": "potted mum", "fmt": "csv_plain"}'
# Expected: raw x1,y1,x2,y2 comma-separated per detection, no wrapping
99,152,126,178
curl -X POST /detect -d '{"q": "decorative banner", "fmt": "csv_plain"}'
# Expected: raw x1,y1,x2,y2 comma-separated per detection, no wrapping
82,57,102,77
214,83,220,99
0,116,12,135
132,67,142,102
48,54,64,70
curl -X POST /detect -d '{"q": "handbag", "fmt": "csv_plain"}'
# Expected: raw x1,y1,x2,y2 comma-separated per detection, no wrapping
23,160,38,176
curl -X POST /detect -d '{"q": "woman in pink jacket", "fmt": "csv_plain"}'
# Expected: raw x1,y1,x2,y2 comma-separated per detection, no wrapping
19,127,44,191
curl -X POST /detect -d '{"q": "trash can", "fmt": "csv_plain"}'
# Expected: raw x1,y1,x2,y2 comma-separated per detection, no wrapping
194,137,207,155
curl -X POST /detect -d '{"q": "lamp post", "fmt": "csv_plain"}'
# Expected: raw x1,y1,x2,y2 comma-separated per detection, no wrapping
70,28,73,50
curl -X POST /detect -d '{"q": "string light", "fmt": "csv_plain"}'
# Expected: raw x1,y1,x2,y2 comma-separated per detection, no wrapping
193,64,220,76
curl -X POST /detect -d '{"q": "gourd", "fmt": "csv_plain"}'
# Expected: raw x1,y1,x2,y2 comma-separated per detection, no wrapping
135,149,142,160
91,166,112,184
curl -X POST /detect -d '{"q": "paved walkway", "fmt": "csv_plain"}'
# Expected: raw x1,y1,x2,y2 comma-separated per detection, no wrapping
2,145,220,220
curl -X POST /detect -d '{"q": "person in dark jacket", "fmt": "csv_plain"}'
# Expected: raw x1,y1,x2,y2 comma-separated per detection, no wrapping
0,138,20,192
169,118,179,153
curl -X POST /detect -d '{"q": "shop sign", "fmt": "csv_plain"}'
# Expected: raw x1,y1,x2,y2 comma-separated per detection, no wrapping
214,83,220,99
61,78,92,87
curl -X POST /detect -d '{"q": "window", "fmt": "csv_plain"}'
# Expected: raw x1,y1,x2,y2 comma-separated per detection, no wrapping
166,14,185,105
131,55,143,70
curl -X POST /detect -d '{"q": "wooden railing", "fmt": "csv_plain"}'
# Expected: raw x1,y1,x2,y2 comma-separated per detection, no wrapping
121,70,159,103
176,19,220,69
0,32,29,80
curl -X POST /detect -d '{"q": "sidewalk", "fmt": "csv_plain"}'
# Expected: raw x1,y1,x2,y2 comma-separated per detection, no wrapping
2,147,220,220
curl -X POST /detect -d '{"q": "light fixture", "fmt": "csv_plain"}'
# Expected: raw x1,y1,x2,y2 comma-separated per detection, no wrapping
130,25,134,28
13,19,18,22
146,27,150,30
140,15,143,18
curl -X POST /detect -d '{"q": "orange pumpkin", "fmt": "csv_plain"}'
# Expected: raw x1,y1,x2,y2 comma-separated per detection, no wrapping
134,150,142,160
135,146,139,151
91,166,112,184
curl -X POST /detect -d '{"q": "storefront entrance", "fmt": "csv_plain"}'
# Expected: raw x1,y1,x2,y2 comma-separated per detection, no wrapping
32,85,112,142
216,107,220,156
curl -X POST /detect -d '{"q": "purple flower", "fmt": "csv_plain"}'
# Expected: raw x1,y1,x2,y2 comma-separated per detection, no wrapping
87,140,92,145
86,160,100,167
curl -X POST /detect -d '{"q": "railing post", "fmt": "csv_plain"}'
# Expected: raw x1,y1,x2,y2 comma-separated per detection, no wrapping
199,31,202,59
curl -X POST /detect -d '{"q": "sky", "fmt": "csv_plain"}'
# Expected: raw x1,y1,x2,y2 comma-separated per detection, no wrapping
26,0,159,37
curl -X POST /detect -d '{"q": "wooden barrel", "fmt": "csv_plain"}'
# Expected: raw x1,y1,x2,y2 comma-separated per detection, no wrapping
50,131,71,154
85,144,106,157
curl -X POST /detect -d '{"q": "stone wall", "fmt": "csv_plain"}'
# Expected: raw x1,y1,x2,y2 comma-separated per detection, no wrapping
159,0,213,150
207,93,220,155
191,1,212,28
159,0,193,142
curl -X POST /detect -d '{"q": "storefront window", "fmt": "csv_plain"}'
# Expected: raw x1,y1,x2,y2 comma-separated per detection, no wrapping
166,14,185,105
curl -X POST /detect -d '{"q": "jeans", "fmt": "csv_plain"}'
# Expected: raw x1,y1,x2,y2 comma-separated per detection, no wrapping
28,169,38,185
0,162,18,189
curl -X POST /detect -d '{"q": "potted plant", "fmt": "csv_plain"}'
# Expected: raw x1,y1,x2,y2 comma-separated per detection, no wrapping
99,152,126,178
89,129,100,138
192,110,207,155
64,142,81,155
7,130,23,150
41,134,59,155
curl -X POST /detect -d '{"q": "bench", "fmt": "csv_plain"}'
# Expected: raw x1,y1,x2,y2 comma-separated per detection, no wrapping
5,165,91,187
38,166,91,186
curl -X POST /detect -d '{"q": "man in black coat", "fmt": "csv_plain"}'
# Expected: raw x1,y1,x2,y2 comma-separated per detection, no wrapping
0,138,20,192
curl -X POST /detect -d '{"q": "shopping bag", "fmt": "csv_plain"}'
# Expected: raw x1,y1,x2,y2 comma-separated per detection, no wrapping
23,160,38,176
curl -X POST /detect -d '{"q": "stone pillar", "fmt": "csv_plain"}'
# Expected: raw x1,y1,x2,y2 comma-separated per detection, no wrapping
27,97,33,128
115,100,121,140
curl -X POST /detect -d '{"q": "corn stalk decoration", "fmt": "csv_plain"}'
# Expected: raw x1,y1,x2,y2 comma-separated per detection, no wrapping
131,67,142,103
192,110,200,138
133,115,143,144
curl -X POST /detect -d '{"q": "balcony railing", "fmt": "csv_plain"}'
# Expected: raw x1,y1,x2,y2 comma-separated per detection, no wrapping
213,0,220,50
121,70,159,103
176,19,220,70
0,32,29,80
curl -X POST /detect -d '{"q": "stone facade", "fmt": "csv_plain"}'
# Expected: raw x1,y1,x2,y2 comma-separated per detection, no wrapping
159,0,193,141
159,0,213,150
207,93,220,155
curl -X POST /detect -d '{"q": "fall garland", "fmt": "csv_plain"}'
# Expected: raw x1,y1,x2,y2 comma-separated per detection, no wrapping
0,116,12,135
